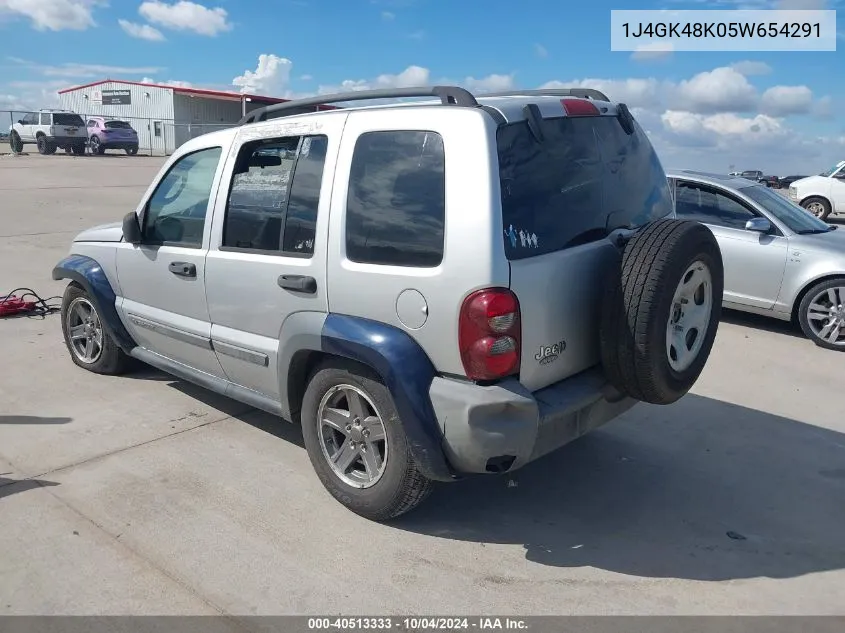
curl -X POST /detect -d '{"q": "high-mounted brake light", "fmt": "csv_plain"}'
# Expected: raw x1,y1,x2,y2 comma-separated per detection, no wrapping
561,98,600,117
458,288,521,381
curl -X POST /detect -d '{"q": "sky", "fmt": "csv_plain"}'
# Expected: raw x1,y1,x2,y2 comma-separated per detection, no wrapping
0,0,842,174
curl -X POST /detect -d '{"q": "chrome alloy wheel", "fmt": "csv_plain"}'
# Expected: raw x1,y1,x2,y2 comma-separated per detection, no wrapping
317,384,388,489
805,200,827,217
806,286,845,347
66,297,104,364
666,260,713,372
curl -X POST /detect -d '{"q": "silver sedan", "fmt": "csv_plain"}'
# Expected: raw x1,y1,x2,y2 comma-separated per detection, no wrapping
667,170,845,351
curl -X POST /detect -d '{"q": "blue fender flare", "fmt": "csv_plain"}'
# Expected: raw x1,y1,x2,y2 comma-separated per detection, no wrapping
52,254,136,353
320,313,455,482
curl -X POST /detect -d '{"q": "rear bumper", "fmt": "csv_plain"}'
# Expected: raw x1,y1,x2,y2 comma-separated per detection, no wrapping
429,368,637,474
101,140,138,149
45,136,86,146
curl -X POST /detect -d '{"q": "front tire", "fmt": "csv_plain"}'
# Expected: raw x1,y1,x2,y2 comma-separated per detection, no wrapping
600,219,724,405
801,197,831,221
61,283,130,375
797,279,845,351
301,360,433,521
89,135,105,155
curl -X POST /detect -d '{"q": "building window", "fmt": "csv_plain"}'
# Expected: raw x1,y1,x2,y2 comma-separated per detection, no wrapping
153,121,162,137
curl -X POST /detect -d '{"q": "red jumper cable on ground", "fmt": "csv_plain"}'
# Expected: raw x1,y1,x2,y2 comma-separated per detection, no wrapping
0,288,61,318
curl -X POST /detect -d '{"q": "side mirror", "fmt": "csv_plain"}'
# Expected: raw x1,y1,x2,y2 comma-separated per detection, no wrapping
122,211,142,244
745,217,771,233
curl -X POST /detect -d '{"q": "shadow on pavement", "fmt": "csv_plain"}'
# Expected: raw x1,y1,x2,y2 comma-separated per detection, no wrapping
719,308,805,340
0,415,72,425
0,474,59,500
393,394,845,582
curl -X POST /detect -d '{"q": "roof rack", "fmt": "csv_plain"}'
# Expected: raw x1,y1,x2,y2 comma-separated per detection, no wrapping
477,88,611,102
238,85,479,125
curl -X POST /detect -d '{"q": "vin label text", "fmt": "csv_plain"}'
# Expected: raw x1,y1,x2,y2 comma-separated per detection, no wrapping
610,9,837,52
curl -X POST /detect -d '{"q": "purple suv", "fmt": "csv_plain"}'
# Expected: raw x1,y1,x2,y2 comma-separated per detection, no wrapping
86,116,139,155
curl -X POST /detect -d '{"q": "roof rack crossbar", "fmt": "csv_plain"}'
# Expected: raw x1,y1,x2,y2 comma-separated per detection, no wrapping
238,85,478,125
478,88,611,102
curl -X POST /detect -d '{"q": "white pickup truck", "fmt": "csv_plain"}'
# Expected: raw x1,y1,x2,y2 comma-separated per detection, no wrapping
789,160,845,221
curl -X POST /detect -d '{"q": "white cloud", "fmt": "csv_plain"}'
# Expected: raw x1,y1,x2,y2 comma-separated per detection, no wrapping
118,19,165,41
140,77,193,88
630,42,673,62
674,66,758,113
0,0,104,31
381,10,394,20
534,43,548,58
9,57,163,79
138,0,231,36
232,54,293,95
730,60,773,76
300,74,313,81
540,77,665,109
463,73,515,93
760,85,814,116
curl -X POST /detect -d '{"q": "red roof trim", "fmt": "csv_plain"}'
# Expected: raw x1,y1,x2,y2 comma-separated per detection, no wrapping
57,78,289,104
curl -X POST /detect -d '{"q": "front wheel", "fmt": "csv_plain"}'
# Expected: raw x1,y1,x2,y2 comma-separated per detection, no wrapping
61,283,131,375
300,360,433,521
797,279,845,351
89,135,105,155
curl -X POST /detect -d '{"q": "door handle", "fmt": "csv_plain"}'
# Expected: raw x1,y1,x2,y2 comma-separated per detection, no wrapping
169,261,196,278
278,274,317,294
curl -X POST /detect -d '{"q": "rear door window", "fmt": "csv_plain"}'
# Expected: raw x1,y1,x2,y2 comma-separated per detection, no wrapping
105,120,133,129
497,115,672,260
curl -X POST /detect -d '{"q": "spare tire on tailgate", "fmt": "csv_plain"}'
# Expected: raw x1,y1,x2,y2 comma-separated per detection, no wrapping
599,218,724,405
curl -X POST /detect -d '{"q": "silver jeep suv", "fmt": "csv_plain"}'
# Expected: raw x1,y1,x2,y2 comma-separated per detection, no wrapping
52,86,724,521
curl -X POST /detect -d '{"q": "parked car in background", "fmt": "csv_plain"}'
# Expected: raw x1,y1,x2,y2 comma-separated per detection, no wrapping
759,175,780,188
788,161,845,220
740,170,764,182
668,170,845,352
779,174,809,189
8,109,87,155
86,117,139,155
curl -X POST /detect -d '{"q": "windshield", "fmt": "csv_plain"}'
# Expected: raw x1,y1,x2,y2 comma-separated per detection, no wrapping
497,114,673,259
105,120,133,129
741,184,830,233
820,161,845,177
53,113,85,126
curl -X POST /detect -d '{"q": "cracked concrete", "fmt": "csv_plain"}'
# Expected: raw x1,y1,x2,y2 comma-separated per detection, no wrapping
1,154,844,616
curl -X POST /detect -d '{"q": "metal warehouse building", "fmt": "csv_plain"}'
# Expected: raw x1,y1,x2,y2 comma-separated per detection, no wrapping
57,79,327,155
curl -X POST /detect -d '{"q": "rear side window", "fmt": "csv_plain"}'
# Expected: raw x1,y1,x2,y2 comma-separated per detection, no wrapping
40,113,51,125
497,115,673,260
223,134,327,257
105,120,132,129
54,113,85,126
346,130,445,268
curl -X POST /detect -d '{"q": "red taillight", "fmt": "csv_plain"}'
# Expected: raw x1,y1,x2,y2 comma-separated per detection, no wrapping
458,288,521,381
561,98,599,117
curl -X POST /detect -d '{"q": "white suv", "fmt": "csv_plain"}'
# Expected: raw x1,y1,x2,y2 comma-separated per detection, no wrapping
789,160,845,220
8,109,88,155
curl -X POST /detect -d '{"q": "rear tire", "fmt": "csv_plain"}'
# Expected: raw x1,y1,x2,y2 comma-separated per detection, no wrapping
300,359,433,521
801,197,831,221
71,144,86,156
125,145,138,156
60,283,131,375
89,135,105,155
599,219,724,405
9,132,23,153
36,135,49,155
